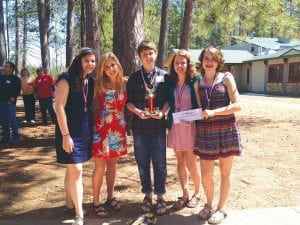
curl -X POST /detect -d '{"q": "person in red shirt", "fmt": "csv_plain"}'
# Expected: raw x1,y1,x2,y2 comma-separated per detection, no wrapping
35,67,56,125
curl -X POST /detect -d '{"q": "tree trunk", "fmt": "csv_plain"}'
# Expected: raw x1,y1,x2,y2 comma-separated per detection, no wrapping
66,0,74,67
15,0,20,73
157,0,169,68
179,0,195,50
22,0,28,68
37,0,50,73
0,0,7,65
80,0,85,47
5,0,9,60
84,0,101,59
113,0,144,77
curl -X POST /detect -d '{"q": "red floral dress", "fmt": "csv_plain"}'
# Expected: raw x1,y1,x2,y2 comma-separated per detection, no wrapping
92,90,127,159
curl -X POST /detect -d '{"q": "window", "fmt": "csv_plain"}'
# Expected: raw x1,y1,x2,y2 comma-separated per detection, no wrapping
288,62,300,83
251,47,255,52
268,64,284,83
247,68,250,83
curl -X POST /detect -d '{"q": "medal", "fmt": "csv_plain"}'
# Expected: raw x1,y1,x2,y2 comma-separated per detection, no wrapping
148,84,153,89
84,106,87,112
83,78,89,113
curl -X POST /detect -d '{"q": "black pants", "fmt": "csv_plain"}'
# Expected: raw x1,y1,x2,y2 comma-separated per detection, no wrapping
23,94,36,122
39,97,56,124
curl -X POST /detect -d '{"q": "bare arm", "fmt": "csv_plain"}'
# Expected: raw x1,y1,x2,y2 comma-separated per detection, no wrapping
55,79,74,153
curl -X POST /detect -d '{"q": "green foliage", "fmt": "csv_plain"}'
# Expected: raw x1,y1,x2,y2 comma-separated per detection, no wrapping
98,0,113,53
144,0,161,45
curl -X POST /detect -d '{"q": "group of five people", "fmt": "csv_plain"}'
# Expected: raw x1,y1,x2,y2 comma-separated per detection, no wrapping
2,40,242,225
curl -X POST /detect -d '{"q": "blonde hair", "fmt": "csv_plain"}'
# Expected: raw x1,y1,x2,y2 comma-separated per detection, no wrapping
94,52,124,96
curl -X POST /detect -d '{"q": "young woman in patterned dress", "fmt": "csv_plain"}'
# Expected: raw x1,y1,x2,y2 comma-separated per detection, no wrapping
194,46,242,224
92,52,127,217
166,49,201,210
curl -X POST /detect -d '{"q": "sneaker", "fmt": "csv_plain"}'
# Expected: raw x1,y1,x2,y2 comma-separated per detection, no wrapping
22,120,28,124
72,216,84,225
30,120,35,124
11,139,20,144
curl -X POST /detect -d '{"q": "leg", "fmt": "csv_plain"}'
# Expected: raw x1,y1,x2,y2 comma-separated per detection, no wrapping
39,99,48,124
92,157,106,206
66,163,84,218
185,151,201,196
200,159,214,208
151,133,167,196
28,94,36,121
217,156,234,210
185,151,201,208
0,103,10,141
47,98,57,124
65,169,74,209
133,134,152,194
174,151,189,200
106,157,118,199
7,103,19,142
23,95,31,122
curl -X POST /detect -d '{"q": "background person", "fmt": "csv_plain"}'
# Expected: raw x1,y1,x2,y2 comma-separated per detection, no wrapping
92,52,127,217
35,67,56,125
0,61,21,144
20,68,36,124
194,45,242,224
166,49,201,210
55,48,96,225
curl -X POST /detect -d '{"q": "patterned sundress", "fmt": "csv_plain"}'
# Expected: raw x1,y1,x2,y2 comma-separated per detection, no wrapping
194,73,242,160
93,90,127,159
167,84,196,151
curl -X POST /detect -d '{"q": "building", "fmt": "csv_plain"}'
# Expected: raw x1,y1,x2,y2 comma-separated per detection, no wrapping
165,36,300,96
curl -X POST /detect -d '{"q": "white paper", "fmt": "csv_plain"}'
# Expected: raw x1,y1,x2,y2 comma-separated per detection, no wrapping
172,108,202,124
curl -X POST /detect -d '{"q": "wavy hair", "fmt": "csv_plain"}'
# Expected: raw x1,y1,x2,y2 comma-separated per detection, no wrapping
168,49,197,84
94,52,124,97
199,45,224,75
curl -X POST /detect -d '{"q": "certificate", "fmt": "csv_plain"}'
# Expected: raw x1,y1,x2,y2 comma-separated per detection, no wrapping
172,108,202,124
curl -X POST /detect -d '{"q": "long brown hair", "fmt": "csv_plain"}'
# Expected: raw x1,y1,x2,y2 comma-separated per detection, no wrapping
168,49,197,84
94,52,124,97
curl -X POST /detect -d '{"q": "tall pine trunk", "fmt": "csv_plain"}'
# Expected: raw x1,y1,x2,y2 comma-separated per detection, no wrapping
157,0,169,68
66,0,74,67
180,0,195,50
0,0,7,65
113,0,144,77
15,0,20,72
37,0,50,72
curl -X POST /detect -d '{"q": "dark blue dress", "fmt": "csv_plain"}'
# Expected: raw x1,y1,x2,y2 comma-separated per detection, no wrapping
55,73,94,164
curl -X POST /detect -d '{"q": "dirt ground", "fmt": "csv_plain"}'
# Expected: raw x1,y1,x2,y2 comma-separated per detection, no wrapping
0,94,299,221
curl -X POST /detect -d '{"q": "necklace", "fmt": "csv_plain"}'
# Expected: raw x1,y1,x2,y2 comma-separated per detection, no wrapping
83,78,89,112
140,68,157,94
176,82,186,104
203,73,218,107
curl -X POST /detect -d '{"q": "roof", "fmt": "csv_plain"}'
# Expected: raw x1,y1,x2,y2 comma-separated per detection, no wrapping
243,46,300,62
165,48,253,67
231,36,300,50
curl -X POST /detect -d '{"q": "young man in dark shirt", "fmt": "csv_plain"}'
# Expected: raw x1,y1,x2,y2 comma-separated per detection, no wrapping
126,40,169,215
0,62,21,144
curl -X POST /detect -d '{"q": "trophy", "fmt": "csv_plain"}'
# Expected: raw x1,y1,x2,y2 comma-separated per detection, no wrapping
144,87,159,116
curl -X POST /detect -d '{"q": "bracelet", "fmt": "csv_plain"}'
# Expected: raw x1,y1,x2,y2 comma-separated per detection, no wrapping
62,133,69,136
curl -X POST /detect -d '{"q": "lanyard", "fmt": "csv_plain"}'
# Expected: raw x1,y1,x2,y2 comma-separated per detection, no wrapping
140,68,157,94
176,83,186,103
204,73,218,107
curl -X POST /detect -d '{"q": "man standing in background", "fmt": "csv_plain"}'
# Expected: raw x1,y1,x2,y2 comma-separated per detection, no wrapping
35,67,56,125
0,62,21,144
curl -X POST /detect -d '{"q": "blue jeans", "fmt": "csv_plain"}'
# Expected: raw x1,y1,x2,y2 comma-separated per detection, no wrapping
0,102,19,141
39,97,56,124
133,133,167,195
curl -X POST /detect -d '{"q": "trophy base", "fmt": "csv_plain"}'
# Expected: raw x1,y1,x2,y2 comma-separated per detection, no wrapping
144,111,159,116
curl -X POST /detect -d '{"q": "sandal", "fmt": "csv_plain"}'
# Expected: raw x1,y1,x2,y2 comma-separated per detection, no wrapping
156,199,167,216
141,196,153,213
93,204,108,218
198,204,213,220
208,208,227,224
173,197,189,210
104,197,124,211
187,194,201,208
